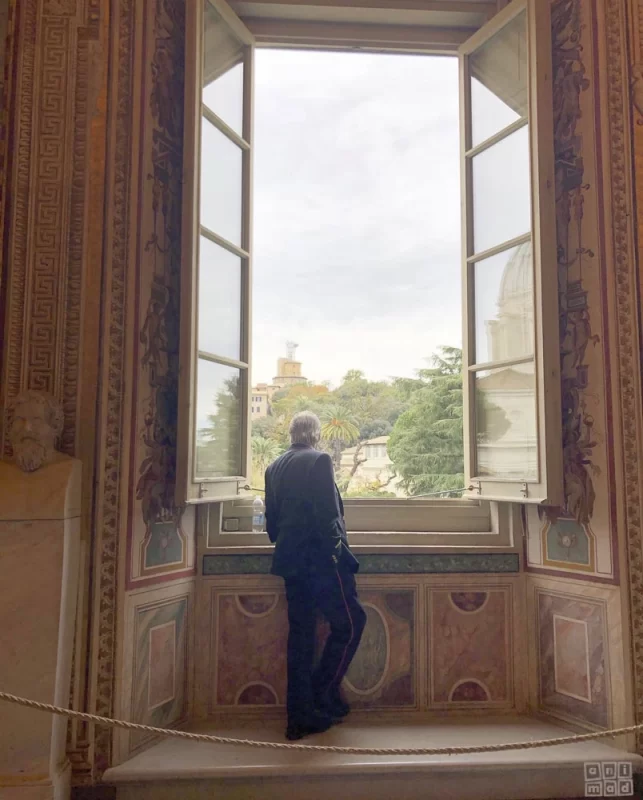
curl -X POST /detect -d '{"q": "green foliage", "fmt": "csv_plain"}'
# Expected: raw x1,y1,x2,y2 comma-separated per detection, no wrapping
196,376,242,476
387,347,464,496
320,405,360,471
235,345,466,498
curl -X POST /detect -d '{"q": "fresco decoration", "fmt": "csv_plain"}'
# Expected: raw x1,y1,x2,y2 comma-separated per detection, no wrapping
210,588,417,710
527,0,617,582
129,0,193,584
341,590,416,708
551,0,599,526
130,596,189,753
212,591,289,709
429,588,511,708
537,589,609,728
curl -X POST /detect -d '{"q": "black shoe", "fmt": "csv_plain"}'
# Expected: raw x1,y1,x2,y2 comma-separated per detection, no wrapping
285,712,334,741
317,692,350,719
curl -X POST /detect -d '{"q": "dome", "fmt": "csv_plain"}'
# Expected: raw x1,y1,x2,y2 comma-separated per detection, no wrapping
497,240,532,310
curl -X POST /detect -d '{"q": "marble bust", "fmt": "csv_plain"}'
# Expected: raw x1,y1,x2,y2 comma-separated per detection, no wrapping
7,390,65,472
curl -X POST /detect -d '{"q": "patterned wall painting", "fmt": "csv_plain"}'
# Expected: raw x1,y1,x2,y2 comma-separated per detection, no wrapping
322,589,417,709
129,595,189,753
536,589,609,728
211,591,288,709
428,588,512,708
205,579,519,714
526,0,617,582
125,0,195,588
210,586,418,711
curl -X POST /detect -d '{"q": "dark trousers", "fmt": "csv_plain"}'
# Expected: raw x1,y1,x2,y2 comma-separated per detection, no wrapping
284,565,366,723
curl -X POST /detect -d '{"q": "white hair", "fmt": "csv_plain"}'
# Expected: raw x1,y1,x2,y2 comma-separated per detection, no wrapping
289,411,321,447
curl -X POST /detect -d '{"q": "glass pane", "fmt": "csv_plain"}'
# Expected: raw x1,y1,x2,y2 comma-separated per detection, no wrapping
200,117,243,246
474,240,533,364
203,1,244,135
472,125,530,254
195,360,243,478
474,361,537,480
198,237,242,360
470,10,527,147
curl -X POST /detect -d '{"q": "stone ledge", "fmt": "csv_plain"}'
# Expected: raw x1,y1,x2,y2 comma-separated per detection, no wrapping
103,715,642,800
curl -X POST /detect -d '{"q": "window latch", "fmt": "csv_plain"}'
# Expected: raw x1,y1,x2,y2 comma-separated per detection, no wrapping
467,481,481,494
199,484,208,498
521,482,529,498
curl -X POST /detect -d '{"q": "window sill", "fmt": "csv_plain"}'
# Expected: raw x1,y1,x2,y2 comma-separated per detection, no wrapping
200,548,521,576
200,542,519,555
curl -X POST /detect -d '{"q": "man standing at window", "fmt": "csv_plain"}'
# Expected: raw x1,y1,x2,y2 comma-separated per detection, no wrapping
265,411,366,741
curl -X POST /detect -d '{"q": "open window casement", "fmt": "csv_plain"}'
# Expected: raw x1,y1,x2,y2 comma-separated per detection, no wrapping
459,0,563,505
177,0,254,504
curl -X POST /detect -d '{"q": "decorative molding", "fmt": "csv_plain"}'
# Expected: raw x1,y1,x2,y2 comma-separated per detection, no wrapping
621,0,643,754
202,552,520,575
91,0,134,776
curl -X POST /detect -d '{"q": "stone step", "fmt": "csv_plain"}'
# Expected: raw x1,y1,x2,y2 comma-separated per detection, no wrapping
104,714,642,800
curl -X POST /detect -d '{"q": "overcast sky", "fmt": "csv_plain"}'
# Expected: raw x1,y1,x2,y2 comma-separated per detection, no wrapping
251,48,462,388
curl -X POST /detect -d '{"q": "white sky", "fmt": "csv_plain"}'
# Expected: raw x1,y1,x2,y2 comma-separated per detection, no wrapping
251,49,462,388
196,46,531,429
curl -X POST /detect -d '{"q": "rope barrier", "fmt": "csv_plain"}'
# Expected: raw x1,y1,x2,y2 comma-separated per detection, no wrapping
1,690,641,756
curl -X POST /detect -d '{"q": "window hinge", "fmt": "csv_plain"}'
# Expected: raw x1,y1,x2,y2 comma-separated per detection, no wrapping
521,482,529,498
468,481,481,494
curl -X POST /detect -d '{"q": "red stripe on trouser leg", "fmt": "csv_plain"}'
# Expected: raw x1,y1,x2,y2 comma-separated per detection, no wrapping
330,566,355,687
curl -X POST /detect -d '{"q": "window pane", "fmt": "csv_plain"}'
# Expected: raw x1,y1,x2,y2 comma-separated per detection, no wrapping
203,0,244,135
470,10,527,147
198,237,242,360
473,240,533,365
472,125,530,254
200,117,242,246
195,359,243,478
474,361,537,480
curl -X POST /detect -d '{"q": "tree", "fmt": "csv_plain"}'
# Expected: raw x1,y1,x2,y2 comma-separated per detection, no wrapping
250,436,283,489
251,436,282,473
320,405,360,472
388,347,464,496
359,418,392,440
197,376,242,476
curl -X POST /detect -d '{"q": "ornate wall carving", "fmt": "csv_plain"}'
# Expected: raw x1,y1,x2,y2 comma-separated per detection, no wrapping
623,0,643,756
525,0,619,583
0,0,101,456
126,0,194,590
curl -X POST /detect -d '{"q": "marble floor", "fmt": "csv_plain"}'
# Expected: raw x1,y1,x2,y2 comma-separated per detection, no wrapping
104,714,643,800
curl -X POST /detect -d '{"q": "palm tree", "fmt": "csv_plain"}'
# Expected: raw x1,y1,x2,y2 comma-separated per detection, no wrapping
251,436,282,474
320,405,360,472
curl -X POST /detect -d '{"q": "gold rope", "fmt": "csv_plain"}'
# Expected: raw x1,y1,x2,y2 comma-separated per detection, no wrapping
1,690,641,755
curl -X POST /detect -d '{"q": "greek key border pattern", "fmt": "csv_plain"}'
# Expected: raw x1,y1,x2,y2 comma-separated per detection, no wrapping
607,0,643,750
0,0,91,456
1,0,35,453
92,0,134,775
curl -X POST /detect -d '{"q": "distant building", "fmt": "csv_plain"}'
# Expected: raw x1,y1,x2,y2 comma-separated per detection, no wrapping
250,384,276,419
272,341,307,389
476,241,538,480
251,343,308,420
340,435,405,497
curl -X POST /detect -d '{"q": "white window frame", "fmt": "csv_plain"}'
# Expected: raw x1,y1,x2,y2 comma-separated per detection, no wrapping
460,0,563,505
178,0,561,548
177,0,255,504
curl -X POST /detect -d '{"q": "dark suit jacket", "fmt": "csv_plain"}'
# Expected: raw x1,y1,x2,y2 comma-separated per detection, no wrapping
264,444,359,578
